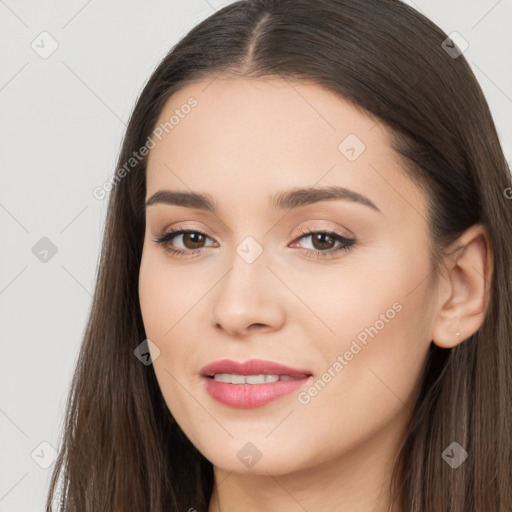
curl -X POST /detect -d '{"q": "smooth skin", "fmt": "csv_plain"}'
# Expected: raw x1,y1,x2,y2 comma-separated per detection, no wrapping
138,76,492,512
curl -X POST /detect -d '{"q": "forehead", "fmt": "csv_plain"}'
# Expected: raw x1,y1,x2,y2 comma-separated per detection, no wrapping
145,76,427,221
149,75,382,167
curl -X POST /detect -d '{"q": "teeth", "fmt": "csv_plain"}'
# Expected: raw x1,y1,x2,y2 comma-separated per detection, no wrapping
212,373,301,384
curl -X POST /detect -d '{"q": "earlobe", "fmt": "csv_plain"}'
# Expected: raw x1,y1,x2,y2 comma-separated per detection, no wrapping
431,223,493,349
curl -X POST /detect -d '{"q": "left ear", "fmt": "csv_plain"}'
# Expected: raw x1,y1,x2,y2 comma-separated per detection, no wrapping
431,223,493,349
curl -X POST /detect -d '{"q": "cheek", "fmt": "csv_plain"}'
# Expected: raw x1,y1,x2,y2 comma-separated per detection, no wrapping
304,240,434,418
291,235,432,345
138,251,197,414
139,254,172,338
138,248,213,385
138,249,199,338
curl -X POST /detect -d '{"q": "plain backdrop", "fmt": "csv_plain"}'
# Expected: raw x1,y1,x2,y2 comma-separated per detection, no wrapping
0,1,511,510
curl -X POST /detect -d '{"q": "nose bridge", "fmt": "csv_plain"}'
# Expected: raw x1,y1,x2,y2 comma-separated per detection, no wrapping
211,233,285,334
218,234,271,306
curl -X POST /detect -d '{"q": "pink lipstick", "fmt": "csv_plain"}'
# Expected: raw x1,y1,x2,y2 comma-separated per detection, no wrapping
200,358,313,409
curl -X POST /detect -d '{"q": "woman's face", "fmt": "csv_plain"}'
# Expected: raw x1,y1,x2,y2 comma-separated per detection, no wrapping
139,76,437,476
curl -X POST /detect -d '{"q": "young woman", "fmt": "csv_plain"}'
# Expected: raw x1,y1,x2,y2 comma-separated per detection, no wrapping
46,0,512,510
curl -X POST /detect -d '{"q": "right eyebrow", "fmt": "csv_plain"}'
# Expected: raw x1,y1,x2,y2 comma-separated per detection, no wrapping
145,189,217,211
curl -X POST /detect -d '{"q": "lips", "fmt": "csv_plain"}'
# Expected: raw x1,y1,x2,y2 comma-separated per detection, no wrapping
200,358,314,409
200,358,313,378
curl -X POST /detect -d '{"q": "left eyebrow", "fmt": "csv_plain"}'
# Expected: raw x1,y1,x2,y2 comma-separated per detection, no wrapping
145,185,381,214
270,185,381,213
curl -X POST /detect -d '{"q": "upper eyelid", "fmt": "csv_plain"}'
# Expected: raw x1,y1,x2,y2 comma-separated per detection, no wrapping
295,225,352,238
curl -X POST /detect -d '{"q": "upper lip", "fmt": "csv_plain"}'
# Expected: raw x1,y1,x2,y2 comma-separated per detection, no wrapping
200,358,313,378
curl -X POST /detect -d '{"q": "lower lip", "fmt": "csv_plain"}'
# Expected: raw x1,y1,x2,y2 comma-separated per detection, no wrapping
202,375,313,409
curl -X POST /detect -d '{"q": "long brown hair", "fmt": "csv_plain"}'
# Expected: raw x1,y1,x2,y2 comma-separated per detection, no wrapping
46,0,512,510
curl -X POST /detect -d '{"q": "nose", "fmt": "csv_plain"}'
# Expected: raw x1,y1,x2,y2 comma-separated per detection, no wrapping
210,246,286,338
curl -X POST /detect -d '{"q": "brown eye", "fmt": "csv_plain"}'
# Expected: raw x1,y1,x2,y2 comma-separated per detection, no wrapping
309,232,337,251
153,228,215,256
181,232,206,250
291,227,356,259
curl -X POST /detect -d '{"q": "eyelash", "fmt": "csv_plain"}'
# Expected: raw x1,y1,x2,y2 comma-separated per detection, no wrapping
152,224,356,260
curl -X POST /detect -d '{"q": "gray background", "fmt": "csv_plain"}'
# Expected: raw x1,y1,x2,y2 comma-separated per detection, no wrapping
0,1,511,510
